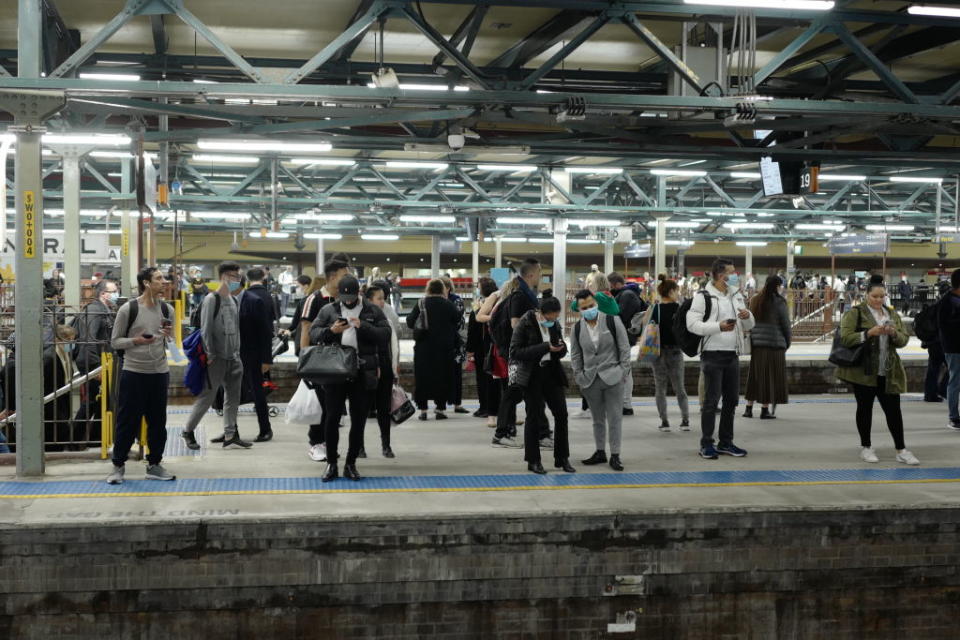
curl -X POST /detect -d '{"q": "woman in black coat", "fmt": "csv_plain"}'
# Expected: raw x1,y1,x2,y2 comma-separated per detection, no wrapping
406,278,461,420
466,277,500,426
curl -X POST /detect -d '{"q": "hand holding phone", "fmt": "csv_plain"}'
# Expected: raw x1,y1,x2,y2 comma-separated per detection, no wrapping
720,318,737,332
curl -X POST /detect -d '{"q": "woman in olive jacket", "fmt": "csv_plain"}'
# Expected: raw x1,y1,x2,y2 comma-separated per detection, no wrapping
836,276,919,465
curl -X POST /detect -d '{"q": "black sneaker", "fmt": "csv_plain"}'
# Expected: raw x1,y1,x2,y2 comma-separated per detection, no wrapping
181,431,200,451
948,420,960,431
622,408,634,416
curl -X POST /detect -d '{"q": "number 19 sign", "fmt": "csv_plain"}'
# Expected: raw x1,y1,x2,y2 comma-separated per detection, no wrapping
23,190,36,258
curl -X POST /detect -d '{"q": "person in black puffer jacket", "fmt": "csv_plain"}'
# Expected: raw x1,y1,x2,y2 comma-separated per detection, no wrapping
743,275,791,419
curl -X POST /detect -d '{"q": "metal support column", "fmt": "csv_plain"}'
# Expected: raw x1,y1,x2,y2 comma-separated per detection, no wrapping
603,238,614,275
744,245,753,282
315,237,325,275
494,236,503,268
120,159,139,296
472,240,480,287
60,150,83,313
653,213,669,280
553,218,568,328
430,235,441,279
786,240,796,319
677,249,687,279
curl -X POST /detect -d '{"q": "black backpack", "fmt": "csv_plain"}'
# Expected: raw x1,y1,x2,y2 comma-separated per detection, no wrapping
489,293,515,352
673,291,712,357
914,298,941,343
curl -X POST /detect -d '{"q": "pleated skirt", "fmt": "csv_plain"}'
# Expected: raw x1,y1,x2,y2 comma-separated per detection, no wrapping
745,346,789,405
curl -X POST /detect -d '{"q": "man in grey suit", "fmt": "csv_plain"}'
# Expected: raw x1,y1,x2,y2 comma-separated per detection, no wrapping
570,289,631,471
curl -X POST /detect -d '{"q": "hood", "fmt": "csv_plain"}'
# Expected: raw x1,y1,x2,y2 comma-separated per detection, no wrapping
705,281,738,299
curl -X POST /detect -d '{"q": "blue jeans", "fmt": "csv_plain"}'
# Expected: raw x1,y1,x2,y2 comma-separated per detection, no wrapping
0,429,9,454
946,353,960,422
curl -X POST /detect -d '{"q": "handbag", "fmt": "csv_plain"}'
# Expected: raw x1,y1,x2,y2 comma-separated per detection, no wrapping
284,380,325,425
486,343,509,379
464,358,476,373
638,304,662,364
507,360,532,388
828,310,866,367
390,381,410,412
390,382,416,425
297,343,359,384
413,297,429,341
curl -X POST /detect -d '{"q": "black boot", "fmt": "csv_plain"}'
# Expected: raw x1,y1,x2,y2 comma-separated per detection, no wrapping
321,462,339,482
527,462,547,475
742,405,754,418
609,454,624,471
382,444,395,458
254,431,273,442
357,447,367,458
581,450,607,465
554,459,576,473
760,407,776,420
344,463,361,481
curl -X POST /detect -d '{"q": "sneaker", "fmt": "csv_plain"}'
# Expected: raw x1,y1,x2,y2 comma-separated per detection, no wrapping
948,420,960,431
622,408,634,416
308,443,327,462
679,419,691,431
539,436,555,449
182,431,200,451
145,464,176,481
896,449,920,465
717,443,748,457
860,447,879,463
106,465,125,485
658,421,671,432
699,445,719,460
492,436,522,448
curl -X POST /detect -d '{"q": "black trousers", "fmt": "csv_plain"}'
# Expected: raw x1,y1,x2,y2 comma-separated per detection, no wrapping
495,380,551,440
71,378,102,444
241,351,271,435
523,366,569,465
323,376,371,465
852,377,905,450
474,349,499,415
308,384,325,446
924,342,948,400
112,371,169,467
375,370,394,447
700,351,739,448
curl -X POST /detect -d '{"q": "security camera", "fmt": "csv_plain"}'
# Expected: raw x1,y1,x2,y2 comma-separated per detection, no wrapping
447,133,466,151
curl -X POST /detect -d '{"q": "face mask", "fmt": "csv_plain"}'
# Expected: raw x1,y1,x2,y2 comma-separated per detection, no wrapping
727,274,741,289
581,306,600,321
228,281,242,293
539,319,555,328
342,299,359,309
107,292,119,305
62,343,73,354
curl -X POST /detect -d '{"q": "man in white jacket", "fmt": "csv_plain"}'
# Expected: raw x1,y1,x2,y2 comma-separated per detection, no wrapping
686,259,755,460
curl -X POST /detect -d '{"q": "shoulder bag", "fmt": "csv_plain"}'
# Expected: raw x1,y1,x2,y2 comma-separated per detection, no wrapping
413,297,429,341
828,308,866,367
297,343,359,385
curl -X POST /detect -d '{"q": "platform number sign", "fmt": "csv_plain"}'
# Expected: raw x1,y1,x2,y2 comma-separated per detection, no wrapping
799,166,819,195
23,190,36,258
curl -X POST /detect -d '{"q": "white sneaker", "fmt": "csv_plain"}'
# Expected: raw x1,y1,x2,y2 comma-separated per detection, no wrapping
860,447,879,463
539,437,555,449
308,443,327,462
896,449,920,465
492,436,523,448
105,465,125,485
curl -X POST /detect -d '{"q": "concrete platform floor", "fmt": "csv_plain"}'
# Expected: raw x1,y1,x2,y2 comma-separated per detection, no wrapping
2,392,960,527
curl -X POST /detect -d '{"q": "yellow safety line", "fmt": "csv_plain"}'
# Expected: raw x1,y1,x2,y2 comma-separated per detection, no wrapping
2,477,959,500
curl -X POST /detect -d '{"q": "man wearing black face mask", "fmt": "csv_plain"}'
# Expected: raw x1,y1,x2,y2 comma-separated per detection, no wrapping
309,275,391,482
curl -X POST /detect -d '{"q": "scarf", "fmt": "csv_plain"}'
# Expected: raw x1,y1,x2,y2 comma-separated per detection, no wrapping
517,277,539,308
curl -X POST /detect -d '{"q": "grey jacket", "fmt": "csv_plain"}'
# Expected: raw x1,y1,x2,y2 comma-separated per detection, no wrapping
200,291,241,361
570,313,631,389
749,295,791,350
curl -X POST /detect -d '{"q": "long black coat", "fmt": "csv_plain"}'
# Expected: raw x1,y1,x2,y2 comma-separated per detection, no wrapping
406,296,460,404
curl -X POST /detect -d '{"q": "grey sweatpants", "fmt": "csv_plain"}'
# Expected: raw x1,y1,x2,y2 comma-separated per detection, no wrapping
652,346,690,424
581,377,624,455
622,365,633,409
184,357,244,436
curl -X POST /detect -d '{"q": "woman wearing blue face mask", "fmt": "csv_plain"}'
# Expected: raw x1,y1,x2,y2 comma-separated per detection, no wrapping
508,297,572,474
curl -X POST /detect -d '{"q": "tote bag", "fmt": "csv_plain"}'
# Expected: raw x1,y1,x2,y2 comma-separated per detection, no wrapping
297,343,359,384
638,304,662,364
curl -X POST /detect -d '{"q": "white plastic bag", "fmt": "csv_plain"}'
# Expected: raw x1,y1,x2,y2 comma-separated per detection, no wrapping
284,380,324,425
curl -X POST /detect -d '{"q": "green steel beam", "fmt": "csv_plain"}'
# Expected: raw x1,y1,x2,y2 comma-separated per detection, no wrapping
752,20,825,88
168,1,264,83
398,6,491,90
49,0,150,78
831,24,918,105
517,14,610,90
621,13,702,94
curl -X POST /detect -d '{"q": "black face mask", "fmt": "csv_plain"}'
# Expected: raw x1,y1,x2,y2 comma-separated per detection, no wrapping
342,299,359,309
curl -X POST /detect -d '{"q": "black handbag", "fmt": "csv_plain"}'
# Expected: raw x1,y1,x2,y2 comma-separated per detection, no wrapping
507,360,532,388
413,298,429,341
828,311,866,367
297,343,359,384
390,398,416,425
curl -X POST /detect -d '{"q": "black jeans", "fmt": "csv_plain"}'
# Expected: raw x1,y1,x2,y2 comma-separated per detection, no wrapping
71,378,102,444
241,351,271,436
375,370,394,448
112,371,169,467
700,351,739,448
852,376,905,450
523,365,569,465
451,362,463,407
323,376,371,465
308,384,325,447
924,342,948,400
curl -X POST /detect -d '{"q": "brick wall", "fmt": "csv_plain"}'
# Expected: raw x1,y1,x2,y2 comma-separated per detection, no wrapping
2,508,959,638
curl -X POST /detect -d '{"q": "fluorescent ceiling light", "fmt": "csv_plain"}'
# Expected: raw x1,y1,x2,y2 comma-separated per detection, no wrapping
189,212,251,221
729,172,761,179
650,169,706,177
691,218,712,223
889,176,943,184
44,133,131,146
528,238,555,244
439,183,465,188
362,233,400,241
908,5,960,18
191,154,260,164
286,158,356,166
707,211,738,217
248,231,290,239
79,72,141,82
89,150,156,159
367,82,470,91
937,226,959,233
654,221,701,228
567,218,620,227
496,217,551,226
86,229,123,235
304,233,343,240
385,161,448,170
665,240,694,246
818,174,866,182
44,209,107,217
294,213,355,221
865,224,914,231
475,164,537,173
567,239,598,244
198,139,332,153
399,215,456,223
722,222,775,230
499,237,528,243
683,0,834,9
564,167,623,175
736,241,769,247
679,160,707,166
455,236,472,242
795,223,847,230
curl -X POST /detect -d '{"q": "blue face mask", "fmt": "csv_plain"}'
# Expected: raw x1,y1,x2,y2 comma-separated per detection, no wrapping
107,292,119,305
727,274,741,289
540,319,555,328
228,281,242,293
581,306,600,321
62,342,73,353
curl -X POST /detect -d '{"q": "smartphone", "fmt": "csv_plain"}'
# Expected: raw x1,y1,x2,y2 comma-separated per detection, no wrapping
142,333,154,339
161,319,172,328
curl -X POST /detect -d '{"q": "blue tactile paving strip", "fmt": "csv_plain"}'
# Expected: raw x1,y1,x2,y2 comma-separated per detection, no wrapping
2,466,959,500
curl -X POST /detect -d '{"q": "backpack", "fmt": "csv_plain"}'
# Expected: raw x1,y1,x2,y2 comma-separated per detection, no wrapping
190,292,221,329
574,314,623,366
673,291,712,358
182,295,222,395
489,293,515,352
117,299,173,359
914,298,941,344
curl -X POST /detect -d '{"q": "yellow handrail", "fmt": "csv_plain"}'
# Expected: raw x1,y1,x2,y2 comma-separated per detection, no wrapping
100,352,113,460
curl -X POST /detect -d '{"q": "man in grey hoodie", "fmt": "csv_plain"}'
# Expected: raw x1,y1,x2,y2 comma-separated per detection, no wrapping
181,261,252,450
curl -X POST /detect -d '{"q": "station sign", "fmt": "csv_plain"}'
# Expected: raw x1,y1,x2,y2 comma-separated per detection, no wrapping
826,233,889,255
624,242,651,258
2,233,120,262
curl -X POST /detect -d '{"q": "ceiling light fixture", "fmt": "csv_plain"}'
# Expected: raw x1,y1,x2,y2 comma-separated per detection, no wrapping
79,72,141,82
736,241,769,247
564,167,623,175
908,5,960,18
889,176,943,184
655,221,702,228
567,218,621,227
475,164,537,172
43,133,132,146
286,158,356,166
385,161,449,170
650,169,707,177
722,222,775,230
198,139,332,153
248,231,290,239
499,237,528,242
817,174,866,182
729,172,761,179
665,240,694,246
567,238,599,244
865,224,914,231
294,213,355,221
683,0,834,9
399,215,456,223
496,216,551,225
191,154,260,164
795,223,847,230
189,212,251,221
362,233,400,241
304,233,343,240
